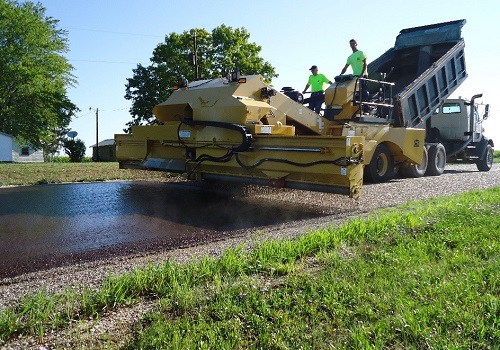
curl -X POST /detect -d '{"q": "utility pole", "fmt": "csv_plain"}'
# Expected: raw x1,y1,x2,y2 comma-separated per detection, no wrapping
90,107,99,162
189,31,199,80
194,31,199,80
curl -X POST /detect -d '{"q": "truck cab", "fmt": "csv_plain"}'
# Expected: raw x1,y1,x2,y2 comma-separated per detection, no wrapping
431,99,481,142
429,96,493,171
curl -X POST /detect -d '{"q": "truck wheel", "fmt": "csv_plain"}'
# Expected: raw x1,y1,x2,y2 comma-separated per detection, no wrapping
401,146,428,178
476,145,494,172
365,143,394,183
426,143,446,176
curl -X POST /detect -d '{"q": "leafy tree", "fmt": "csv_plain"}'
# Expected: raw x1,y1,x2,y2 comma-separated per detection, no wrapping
124,25,277,133
0,0,78,149
40,125,70,161
63,138,86,162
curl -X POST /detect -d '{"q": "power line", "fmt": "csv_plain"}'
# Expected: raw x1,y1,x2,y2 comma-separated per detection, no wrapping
74,110,93,118
64,27,164,38
74,107,129,118
68,59,142,65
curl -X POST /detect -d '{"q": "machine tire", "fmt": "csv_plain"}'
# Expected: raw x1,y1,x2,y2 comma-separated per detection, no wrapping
400,146,428,178
426,143,446,176
364,143,394,183
476,144,494,172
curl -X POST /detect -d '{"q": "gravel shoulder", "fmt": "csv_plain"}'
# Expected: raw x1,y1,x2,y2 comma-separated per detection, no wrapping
1,163,499,349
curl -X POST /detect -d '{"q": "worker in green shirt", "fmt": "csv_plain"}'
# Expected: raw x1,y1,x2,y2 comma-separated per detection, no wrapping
341,39,368,108
302,65,332,114
340,39,368,77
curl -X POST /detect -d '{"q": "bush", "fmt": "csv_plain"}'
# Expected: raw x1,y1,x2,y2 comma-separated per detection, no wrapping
494,150,500,163
63,138,86,162
50,156,71,163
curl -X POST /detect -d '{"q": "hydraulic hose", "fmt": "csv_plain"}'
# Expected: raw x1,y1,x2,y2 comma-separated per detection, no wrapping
180,118,253,152
235,153,361,170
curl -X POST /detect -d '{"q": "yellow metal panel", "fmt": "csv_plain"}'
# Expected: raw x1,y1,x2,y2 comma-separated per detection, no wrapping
325,79,356,106
115,122,364,197
347,122,425,165
252,124,295,136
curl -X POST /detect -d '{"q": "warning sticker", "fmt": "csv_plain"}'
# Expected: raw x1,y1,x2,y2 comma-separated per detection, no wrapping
179,130,191,138
260,126,272,134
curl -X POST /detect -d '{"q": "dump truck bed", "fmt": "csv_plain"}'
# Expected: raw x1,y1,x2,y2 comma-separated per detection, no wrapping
368,19,467,128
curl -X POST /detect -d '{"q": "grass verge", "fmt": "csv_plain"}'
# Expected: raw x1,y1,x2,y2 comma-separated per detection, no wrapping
0,162,174,186
0,188,499,348
494,150,500,164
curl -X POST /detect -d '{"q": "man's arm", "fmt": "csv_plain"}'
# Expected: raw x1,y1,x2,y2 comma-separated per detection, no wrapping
340,64,349,75
362,59,367,77
302,83,310,94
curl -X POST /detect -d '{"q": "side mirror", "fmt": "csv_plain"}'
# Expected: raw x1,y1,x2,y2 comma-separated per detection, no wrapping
483,104,490,120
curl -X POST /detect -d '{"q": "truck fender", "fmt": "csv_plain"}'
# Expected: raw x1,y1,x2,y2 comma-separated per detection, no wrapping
477,137,494,160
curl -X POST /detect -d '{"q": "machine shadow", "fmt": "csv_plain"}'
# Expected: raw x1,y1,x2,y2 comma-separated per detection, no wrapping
117,181,326,231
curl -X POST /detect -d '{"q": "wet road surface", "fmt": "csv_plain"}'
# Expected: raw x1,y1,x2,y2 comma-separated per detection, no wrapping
0,182,324,277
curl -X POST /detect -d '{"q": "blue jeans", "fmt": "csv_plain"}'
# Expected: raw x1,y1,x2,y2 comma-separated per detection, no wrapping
308,91,324,114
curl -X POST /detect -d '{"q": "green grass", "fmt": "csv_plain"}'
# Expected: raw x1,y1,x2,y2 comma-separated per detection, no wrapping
0,162,175,186
494,150,500,163
0,188,499,348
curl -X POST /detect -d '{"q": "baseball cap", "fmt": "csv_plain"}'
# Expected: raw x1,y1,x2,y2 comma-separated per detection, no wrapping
309,65,318,71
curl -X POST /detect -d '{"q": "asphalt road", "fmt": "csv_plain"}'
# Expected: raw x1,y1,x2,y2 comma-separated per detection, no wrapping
0,163,498,278
0,181,323,277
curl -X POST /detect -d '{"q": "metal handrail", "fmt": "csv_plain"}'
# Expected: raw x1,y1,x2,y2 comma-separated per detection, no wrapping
353,77,395,119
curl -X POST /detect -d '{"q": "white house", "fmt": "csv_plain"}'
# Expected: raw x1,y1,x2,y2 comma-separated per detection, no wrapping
0,132,44,162
0,132,14,162
12,141,44,162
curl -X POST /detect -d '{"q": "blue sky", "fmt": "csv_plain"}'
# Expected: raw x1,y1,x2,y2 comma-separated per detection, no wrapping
38,0,499,155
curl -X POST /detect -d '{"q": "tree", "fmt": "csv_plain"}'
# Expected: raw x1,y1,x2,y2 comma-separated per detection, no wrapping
40,125,70,161
0,1,78,149
124,25,277,133
63,138,86,162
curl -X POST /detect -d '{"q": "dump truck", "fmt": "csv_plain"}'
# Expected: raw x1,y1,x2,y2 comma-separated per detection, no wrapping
115,19,493,198
366,19,493,177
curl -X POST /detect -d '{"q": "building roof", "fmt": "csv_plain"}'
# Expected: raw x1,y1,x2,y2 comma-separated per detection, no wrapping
89,139,115,148
0,131,14,139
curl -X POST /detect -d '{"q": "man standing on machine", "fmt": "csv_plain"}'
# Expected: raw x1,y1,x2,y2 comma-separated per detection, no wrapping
340,39,368,77
302,65,332,114
341,39,368,105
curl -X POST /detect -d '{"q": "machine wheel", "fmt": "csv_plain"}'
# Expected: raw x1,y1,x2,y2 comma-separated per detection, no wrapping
476,144,494,172
426,143,446,176
365,143,394,183
400,146,428,178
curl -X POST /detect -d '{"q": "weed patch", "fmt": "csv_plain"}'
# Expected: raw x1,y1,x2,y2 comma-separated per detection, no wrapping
0,162,174,186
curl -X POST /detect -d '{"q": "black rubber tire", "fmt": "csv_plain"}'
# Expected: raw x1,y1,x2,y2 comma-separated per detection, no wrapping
364,143,394,183
426,143,446,176
400,146,428,178
476,144,494,172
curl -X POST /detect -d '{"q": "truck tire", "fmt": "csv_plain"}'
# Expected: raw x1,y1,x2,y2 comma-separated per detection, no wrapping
476,144,494,172
426,143,446,176
400,146,428,178
364,143,394,183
